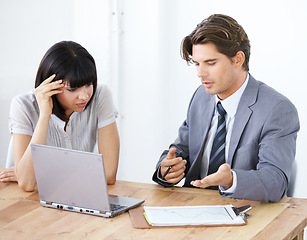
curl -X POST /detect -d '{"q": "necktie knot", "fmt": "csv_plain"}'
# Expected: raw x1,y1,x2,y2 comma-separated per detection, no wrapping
217,102,226,117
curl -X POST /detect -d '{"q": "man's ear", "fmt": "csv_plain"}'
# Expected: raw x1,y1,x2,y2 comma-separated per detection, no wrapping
233,51,245,68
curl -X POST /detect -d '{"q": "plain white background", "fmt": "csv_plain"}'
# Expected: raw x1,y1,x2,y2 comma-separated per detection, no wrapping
1,0,306,209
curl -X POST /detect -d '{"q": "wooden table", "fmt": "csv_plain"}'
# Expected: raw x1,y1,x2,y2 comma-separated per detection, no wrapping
0,179,306,240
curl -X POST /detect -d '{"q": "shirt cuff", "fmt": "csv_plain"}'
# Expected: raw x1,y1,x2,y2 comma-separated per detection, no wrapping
219,170,237,193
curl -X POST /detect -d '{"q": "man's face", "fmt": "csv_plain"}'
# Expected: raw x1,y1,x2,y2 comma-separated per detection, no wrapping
192,43,242,100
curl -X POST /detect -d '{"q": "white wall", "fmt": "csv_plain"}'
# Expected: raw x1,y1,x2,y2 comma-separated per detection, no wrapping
0,0,74,167
1,0,306,203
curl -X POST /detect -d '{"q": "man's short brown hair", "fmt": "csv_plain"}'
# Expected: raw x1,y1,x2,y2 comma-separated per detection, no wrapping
181,14,250,71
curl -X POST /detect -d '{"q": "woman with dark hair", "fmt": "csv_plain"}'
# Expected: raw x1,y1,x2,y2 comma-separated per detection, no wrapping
0,41,119,191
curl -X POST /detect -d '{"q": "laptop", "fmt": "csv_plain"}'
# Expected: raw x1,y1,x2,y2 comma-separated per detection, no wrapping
31,143,144,217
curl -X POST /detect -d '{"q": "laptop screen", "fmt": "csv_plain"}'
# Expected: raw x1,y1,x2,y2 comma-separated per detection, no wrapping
31,144,111,211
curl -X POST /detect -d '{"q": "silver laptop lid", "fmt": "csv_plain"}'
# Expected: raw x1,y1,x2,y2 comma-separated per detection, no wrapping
31,144,111,212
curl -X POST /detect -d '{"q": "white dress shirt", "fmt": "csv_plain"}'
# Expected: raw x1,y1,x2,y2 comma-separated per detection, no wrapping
200,74,249,192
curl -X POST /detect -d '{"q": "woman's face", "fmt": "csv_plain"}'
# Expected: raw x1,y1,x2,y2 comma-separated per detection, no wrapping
56,81,94,117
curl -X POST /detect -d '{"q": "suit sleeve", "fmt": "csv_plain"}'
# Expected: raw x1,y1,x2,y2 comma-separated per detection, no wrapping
152,87,204,187
222,100,300,202
152,122,191,187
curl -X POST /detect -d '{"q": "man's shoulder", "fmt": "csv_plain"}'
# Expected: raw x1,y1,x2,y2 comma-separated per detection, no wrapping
192,85,213,101
257,80,293,104
248,76,296,111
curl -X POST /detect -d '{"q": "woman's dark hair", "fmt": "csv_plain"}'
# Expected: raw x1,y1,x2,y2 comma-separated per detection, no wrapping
181,14,250,71
35,41,97,121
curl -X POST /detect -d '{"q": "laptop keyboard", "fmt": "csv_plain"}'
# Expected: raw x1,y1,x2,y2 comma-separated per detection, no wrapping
110,203,127,211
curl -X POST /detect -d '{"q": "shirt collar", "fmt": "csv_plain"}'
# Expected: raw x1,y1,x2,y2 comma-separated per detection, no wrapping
50,112,77,128
215,73,249,118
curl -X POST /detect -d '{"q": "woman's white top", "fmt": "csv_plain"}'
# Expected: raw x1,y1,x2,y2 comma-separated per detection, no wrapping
9,84,118,152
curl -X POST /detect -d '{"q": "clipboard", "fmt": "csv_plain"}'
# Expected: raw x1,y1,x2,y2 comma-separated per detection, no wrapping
129,206,247,229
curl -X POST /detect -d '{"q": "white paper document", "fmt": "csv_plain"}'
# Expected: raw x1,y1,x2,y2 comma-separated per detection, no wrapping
143,205,246,226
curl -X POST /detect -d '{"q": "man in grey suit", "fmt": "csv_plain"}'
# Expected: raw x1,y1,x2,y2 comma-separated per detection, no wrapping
152,14,300,202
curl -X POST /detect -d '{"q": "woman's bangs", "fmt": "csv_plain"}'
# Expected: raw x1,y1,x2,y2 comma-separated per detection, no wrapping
65,60,96,88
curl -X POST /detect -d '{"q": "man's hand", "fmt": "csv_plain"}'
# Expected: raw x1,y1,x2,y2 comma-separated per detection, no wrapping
160,148,187,184
0,166,17,182
190,163,233,189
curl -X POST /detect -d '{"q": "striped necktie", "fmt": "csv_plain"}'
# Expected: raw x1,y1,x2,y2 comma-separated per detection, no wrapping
208,101,227,176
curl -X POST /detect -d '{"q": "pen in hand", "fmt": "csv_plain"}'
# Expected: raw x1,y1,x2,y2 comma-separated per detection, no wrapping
162,165,173,180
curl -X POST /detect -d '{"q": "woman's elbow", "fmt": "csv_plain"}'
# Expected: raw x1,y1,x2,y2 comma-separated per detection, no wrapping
105,166,118,185
107,176,116,185
18,180,36,192
106,172,117,185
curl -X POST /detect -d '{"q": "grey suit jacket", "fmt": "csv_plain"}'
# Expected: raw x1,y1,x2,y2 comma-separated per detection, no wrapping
152,75,300,202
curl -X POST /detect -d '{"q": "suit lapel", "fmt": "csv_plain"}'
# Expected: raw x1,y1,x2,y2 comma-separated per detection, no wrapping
228,75,259,165
185,95,215,186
